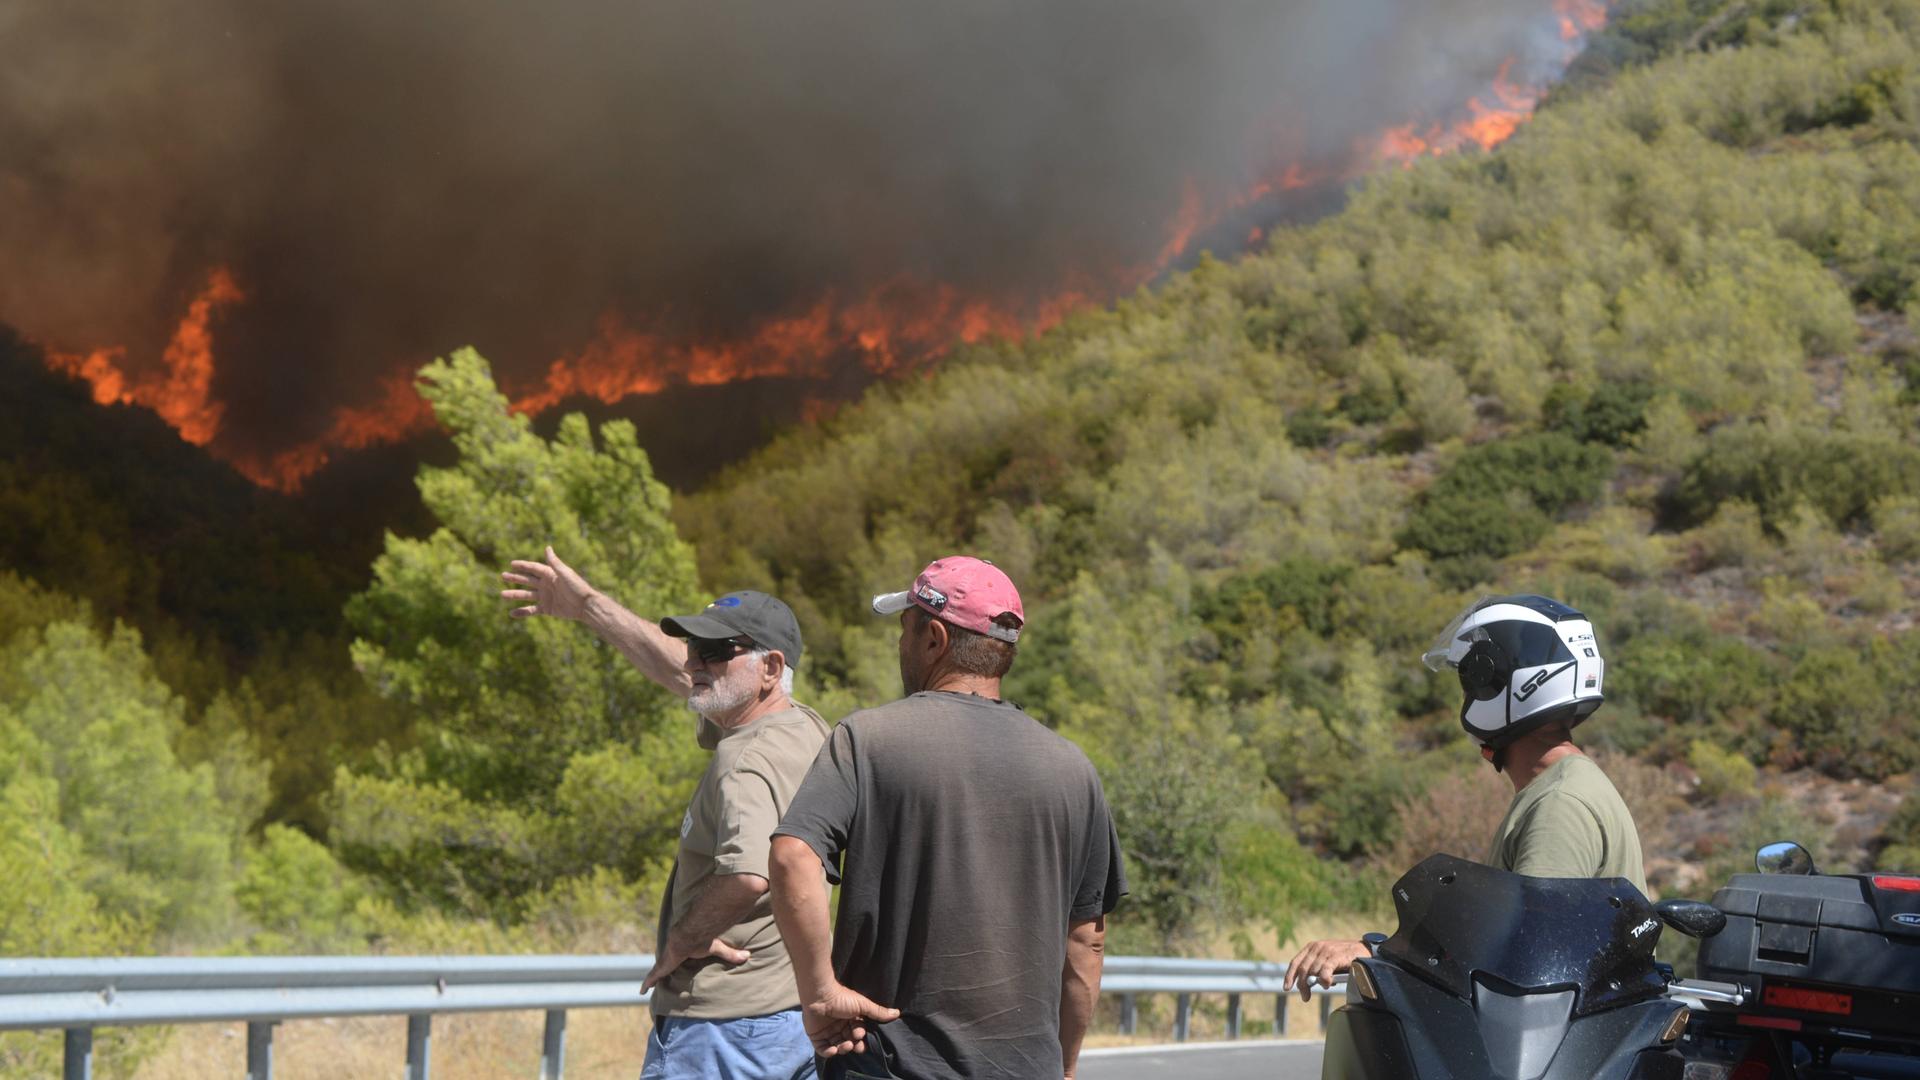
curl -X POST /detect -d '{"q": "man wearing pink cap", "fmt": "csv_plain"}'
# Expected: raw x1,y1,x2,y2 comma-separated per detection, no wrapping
768,557,1127,1080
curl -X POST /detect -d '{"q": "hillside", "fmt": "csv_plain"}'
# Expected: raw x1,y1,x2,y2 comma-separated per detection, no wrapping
675,0,1920,937
6,0,1920,1013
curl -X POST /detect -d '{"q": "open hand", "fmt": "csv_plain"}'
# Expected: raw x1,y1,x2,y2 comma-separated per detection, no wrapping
500,546,596,621
802,983,901,1058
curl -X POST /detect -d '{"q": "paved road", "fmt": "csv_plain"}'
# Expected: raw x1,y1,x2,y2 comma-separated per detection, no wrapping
1080,1040,1324,1080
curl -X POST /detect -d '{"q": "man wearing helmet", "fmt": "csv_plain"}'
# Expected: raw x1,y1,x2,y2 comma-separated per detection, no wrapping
1282,594,1646,1000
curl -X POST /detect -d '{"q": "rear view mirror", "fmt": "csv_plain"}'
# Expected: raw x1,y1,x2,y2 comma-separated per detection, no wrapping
1756,841,1816,876
1654,898,1726,939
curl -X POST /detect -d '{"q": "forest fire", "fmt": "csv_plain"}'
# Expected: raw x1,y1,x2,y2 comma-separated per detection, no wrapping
48,268,243,449
513,277,1095,417
1560,0,1610,39
1372,59,1541,161
20,0,1613,493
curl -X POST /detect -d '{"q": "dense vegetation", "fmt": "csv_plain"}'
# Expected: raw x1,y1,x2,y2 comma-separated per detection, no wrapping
4,0,1920,1068
678,0,1920,935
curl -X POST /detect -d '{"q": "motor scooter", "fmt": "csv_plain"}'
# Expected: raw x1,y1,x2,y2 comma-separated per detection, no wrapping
1677,841,1920,1080
1319,853,1732,1080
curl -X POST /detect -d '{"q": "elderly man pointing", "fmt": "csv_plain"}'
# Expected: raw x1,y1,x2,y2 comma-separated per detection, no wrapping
769,557,1127,1080
501,547,827,1080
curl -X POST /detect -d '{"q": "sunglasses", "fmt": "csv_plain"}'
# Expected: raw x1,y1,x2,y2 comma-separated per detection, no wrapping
690,637,753,665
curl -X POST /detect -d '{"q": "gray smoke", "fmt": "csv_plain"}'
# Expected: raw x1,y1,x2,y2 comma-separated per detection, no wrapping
0,0,1571,462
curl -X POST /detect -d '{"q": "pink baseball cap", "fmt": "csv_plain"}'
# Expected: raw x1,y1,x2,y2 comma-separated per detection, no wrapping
872,556,1025,643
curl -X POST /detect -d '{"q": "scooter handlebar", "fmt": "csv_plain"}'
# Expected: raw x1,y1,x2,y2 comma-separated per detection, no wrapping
1665,978,1746,1007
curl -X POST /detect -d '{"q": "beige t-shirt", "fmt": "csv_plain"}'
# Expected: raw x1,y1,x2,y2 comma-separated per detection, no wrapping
1488,753,1648,896
650,703,830,1019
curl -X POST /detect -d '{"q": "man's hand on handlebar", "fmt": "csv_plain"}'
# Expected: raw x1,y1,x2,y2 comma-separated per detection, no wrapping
1282,939,1371,1002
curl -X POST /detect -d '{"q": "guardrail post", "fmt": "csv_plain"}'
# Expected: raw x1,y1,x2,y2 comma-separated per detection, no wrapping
1318,991,1332,1032
1276,994,1289,1038
1226,993,1242,1039
540,1009,567,1079
63,1027,93,1080
406,1014,432,1080
1118,994,1136,1035
246,1021,275,1080
1173,994,1191,1043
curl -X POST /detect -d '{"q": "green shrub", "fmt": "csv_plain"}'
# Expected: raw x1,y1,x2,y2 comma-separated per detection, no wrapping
236,825,368,952
1401,354,1477,445
1400,433,1614,560
1337,382,1399,425
1674,425,1920,530
1689,500,1773,568
1197,559,1352,640
1543,507,1676,583
1872,494,1920,561
1285,407,1334,448
0,619,248,941
1877,796,1920,873
1688,738,1759,800
1774,643,1920,779
1777,501,1856,582
1611,629,1774,735
1098,731,1263,951
1545,381,1657,446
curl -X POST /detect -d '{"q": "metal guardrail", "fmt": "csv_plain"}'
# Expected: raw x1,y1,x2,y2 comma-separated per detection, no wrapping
0,955,1751,1078
1101,956,1343,1042
0,956,652,1080
0,953,1341,1078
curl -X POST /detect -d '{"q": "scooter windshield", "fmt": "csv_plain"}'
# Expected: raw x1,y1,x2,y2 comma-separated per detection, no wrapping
1380,854,1667,1016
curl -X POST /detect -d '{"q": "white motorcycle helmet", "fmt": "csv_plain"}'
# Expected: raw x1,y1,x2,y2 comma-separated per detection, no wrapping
1422,594,1605,749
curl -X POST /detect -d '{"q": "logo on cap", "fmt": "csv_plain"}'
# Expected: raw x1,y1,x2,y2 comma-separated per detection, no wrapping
912,582,949,612
710,596,742,608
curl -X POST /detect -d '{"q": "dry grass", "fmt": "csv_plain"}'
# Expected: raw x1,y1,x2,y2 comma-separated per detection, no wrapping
134,1008,652,1080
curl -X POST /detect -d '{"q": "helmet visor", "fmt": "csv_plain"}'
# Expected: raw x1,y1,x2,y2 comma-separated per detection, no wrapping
1421,595,1502,672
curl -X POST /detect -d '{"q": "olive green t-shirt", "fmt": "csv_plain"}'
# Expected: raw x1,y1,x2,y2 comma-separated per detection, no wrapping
650,703,830,1019
1488,753,1648,896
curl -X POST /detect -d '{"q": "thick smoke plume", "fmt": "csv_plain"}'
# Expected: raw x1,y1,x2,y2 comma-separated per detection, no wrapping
0,0,1584,483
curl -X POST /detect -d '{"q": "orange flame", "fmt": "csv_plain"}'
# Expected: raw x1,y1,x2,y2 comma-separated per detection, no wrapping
1151,179,1208,273
223,370,441,489
512,277,1077,418
47,268,242,446
1557,0,1607,40
1371,58,1545,164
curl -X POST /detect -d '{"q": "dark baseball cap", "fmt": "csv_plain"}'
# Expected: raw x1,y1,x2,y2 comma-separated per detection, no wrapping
661,590,803,670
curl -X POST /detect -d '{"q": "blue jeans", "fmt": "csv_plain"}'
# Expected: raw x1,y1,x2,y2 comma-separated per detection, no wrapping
641,1009,817,1080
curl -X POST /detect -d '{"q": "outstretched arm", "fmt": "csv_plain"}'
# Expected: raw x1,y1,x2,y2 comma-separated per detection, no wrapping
770,835,898,1057
1060,916,1105,1080
500,546,694,697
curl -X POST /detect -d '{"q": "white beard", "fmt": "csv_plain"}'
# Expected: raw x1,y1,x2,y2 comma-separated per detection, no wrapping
688,673,755,718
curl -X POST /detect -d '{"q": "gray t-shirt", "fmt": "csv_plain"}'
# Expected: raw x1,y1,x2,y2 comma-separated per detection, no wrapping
774,692,1126,1080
